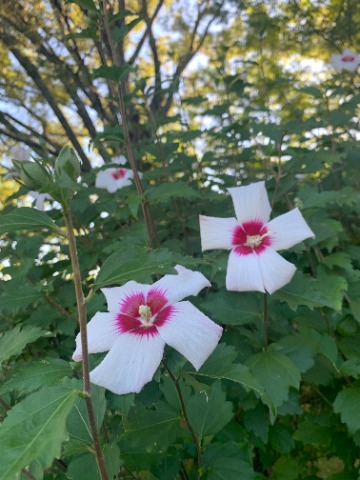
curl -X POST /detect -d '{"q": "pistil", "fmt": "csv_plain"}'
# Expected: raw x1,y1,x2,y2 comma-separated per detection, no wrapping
244,231,271,248
139,305,153,326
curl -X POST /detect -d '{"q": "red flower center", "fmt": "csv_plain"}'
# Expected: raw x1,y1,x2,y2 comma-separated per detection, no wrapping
341,55,356,62
115,288,174,336
232,220,272,256
111,168,126,180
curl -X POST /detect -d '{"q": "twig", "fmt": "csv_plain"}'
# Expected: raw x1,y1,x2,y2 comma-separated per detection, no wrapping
162,360,203,471
46,295,77,321
22,468,37,480
262,293,268,352
0,396,10,411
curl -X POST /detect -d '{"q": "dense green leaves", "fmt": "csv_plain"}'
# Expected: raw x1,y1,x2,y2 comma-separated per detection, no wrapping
1,1,360,478
0,387,78,480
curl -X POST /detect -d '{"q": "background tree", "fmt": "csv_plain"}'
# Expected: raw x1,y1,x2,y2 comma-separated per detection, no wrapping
0,0,226,169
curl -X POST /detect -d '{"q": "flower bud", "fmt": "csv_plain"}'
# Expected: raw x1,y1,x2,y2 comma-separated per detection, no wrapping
12,160,51,190
55,146,81,183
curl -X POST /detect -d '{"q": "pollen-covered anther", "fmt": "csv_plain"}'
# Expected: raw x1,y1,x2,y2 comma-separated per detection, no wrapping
139,305,153,326
245,231,271,248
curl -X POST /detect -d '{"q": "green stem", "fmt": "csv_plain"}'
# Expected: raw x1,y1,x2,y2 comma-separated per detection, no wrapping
63,207,109,480
262,292,268,353
162,361,203,473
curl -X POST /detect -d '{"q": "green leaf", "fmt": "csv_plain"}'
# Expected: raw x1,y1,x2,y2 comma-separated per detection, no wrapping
121,401,180,451
94,247,197,288
0,387,78,480
150,454,181,479
93,64,134,82
0,358,71,395
187,381,233,439
269,424,294,454
299,86,323,98
147,182,200,203
323,252,354,273
272,457,301,480
0,326,46,367
66,444,121,480
272,334,316,373
202,291,262,325
243,403,269,443
246,351,301,410
300,186,358,209
65,0,99,13
63,27,97,40
185,343,273,413
275,271,347,312
111,17,144,43
333,388,360,434
294,418,332,446
0,208,59,235
203,442,255,480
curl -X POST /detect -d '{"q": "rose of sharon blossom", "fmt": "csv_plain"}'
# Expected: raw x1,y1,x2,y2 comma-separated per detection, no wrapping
73,266,222,395
95,156,135,193
331,49,360,72
199,181,315,294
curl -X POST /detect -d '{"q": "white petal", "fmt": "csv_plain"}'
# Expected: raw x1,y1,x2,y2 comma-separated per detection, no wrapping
29,192,52,210
90,332,165,394
35,197,45,210
95,170,118,193
199,215,237,251
157,301,222,370
258,248,296,294
102,281,150,312
113,155,127,165
331,54,342,70
226,250,265,292
10,146,31,161
153,265,211,304
266,208,315,251
72,312,118,361
228,181,271,224
116,176,132,189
